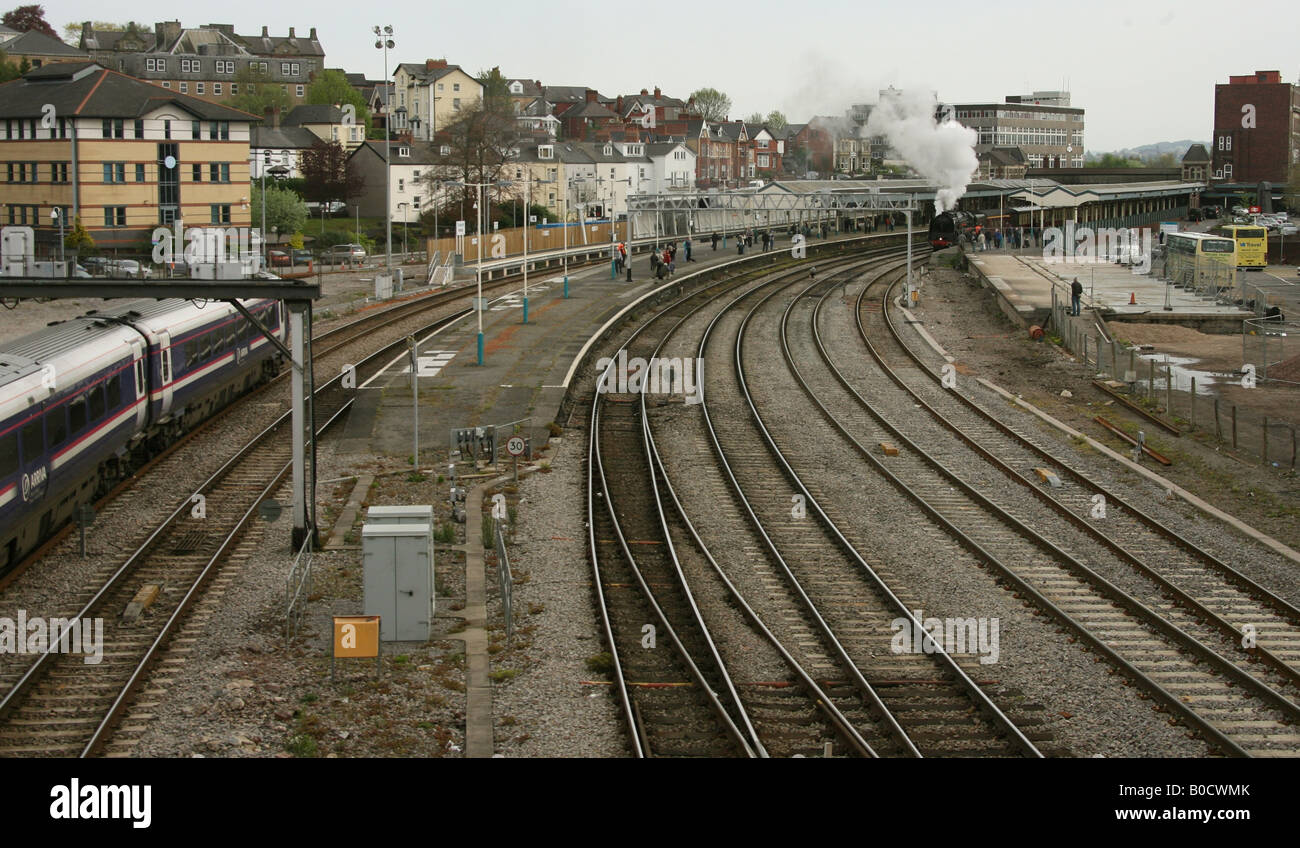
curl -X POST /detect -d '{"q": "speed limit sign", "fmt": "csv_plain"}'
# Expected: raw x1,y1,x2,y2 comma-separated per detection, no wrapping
507,436,525,457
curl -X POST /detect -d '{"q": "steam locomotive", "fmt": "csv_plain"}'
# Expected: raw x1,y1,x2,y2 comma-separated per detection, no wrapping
928,211,984,249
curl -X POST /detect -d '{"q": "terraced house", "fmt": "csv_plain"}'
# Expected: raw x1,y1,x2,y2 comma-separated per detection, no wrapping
0,63,255,251
78,21,325,108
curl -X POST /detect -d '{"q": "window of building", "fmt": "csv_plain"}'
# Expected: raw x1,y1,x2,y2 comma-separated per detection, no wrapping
208,163,230,183
398,147,410,158
440,144,450,156
453,98,461,111
1224,163,1233,178
102,162,126,183
208,121,229,140
230,83,239,95
180,82,188,94
210,204,231,224
161,81,170,89
213,83,222,96
296,85,304,97
136,163,146,182
101,119,124,139
192,164,201,182
196,82,205,95
104,206,127,227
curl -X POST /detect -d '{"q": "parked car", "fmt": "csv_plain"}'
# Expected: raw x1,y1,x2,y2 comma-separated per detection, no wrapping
107,259,153,278
73,264,91,278
327,243,367,263
292,249,313,265
268,249,291,267
81,256,110,274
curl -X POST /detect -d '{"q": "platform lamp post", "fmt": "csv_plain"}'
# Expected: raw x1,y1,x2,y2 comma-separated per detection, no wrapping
373,24,395,272
447,179,508,365
50,207,64,265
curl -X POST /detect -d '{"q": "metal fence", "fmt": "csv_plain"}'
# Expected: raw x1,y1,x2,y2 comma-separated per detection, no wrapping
1161,253,1237,304
494,524,514,642
285,534,313,642
1244,316,1300,385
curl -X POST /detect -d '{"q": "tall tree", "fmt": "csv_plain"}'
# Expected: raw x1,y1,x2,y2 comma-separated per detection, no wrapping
744,112,764,125
62,20,124,44
305,69,372,135
0,48,20,82
298,140,365,206
477,65,510,108
229,66,291,118
2,4,56,36
251,183,308,237
689,87,732,122
765,110,788,132
419,99,517,230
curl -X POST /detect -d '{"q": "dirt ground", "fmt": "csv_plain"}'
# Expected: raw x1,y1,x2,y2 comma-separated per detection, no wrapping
912,260,1300,550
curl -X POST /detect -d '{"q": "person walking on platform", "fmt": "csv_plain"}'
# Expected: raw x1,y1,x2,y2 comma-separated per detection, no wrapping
1070,277,1083,316
684,237,694,261
977,230,986,251
711,232,719,251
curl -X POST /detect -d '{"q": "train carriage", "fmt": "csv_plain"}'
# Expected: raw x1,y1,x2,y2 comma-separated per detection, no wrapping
0,298,285,575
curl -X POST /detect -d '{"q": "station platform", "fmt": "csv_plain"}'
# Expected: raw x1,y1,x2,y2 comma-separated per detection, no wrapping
333,232,860,463
965,252,1252,333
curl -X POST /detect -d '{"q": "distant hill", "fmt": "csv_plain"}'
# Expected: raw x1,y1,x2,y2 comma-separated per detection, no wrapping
1086,140,1209,163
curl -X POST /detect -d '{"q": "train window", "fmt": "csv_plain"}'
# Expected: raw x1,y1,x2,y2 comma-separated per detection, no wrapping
48,409,67,448
224,326,237,350
199,334,211,361
161,350,170,383
88,385,105,420
20,418,41,459
106,375,121,408
0,432,16,478
184,341,195,365
68,396,87,435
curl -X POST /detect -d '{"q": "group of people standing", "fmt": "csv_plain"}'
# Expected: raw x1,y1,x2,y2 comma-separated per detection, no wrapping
970,227,1043,251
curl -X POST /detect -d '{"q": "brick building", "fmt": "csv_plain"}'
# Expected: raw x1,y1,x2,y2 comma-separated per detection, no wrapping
1211,70,1300,186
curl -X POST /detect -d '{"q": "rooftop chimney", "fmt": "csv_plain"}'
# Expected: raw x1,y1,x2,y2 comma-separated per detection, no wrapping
654,86,661,99
261,26,269,38
616,95,624,113
288,27,296,39
309,27,317,39
426,59,448,71
640,88,648,96
263,105,279,129
585,89,598,103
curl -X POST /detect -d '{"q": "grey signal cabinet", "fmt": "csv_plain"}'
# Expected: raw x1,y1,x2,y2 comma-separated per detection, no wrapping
362,522,433,642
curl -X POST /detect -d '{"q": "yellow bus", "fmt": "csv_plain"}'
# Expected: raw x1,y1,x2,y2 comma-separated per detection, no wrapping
1165,232,1236,294
1209,224,1268,269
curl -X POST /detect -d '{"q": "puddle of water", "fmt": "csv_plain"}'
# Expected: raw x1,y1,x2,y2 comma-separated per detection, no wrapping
1131,353,1220,395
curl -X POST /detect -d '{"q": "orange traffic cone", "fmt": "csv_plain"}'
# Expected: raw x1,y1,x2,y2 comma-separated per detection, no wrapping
1129,292,1137,305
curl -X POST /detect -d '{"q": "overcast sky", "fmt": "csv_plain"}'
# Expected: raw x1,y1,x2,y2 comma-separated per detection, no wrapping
46,0,1300,151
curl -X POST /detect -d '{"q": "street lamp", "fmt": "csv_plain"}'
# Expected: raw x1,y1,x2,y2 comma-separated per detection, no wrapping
50,207,64,264
260,149,270,267
374,24,395,272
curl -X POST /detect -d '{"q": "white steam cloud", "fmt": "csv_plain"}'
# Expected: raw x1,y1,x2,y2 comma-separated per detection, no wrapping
864,89,978,212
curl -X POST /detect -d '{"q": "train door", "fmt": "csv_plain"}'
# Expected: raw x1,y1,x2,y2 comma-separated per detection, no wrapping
17,405,49,513
156,330,175,416
130,339,149,429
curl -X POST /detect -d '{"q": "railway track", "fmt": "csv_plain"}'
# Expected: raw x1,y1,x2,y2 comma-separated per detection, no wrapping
0,301,479,757
681,257,1043,757
773,263,1300,756
584,239,930,757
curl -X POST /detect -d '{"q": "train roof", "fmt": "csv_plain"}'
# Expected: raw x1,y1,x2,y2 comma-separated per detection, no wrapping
90,297,274,337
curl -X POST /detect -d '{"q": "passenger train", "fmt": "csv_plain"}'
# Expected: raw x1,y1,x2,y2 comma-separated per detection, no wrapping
928,211,984,249
0,298,286,575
